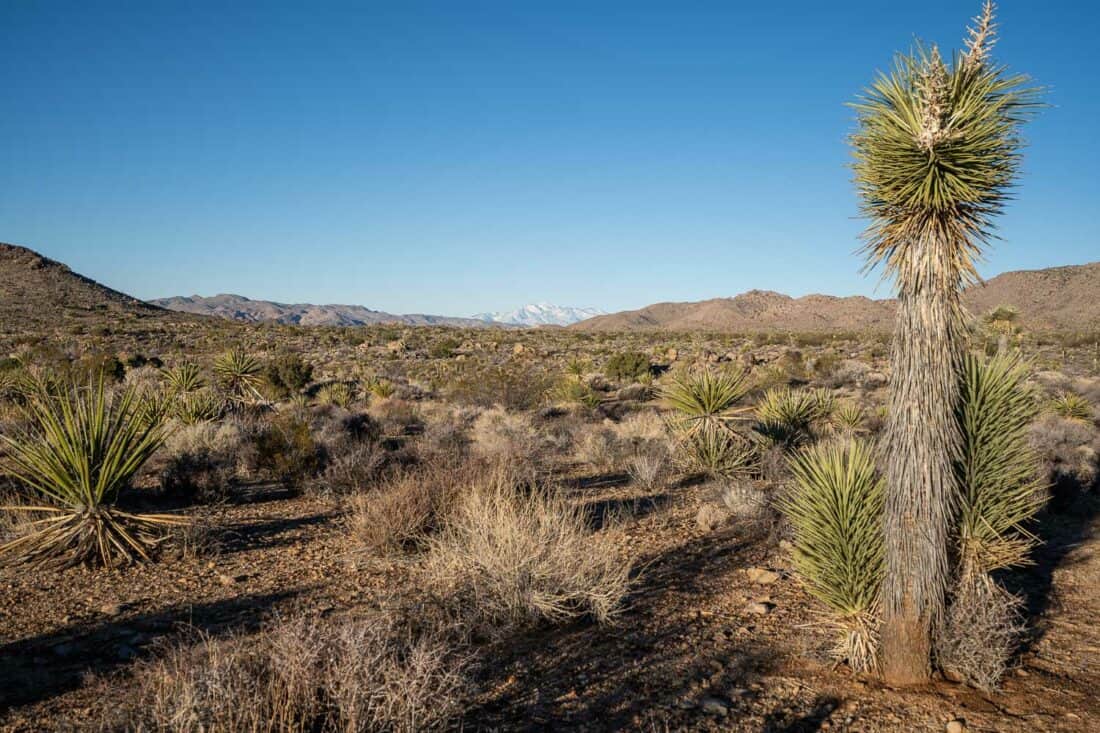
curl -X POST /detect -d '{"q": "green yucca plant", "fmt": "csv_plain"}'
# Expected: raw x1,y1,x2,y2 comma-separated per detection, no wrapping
674,423,756,479
660,368,752,437
0,379,180,568
956,352,1046,576
810,387,837,422
565,357,590,379
754,387,818,448
174,388,224,425
1049,392,1092,422
135,387,175,430
552,378,602,409
832,401,866,435
213,349,264,403
366,378,396,400
850,1,1039,683
317,382,354,409
161,363,206,394
940,352,1045,690
778,439,884,673
0,369,29,403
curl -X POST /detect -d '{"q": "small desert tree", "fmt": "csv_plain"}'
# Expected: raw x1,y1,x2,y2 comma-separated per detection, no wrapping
982,305,1021,354
850,2,1039,683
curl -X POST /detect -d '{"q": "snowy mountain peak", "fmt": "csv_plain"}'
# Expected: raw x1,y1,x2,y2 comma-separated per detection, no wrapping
473,303,606,327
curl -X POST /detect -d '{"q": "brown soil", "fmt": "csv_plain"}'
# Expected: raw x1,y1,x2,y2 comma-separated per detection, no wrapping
3,477,1098,732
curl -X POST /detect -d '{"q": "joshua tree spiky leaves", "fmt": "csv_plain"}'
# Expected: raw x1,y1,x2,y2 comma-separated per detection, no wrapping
850,2,1038,683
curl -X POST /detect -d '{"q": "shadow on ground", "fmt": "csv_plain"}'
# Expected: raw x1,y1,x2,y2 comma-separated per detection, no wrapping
461,516,790,731
0,588,304,714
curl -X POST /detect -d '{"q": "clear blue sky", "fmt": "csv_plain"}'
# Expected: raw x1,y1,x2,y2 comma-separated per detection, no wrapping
2,1,1096,316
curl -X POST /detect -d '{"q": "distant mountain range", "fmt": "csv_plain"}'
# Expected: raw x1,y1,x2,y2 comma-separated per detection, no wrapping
149,294,503,328
472,303,606,327
2,242,1097,335
572,262,1100,333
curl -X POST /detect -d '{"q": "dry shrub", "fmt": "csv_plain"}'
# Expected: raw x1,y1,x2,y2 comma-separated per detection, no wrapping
469,407,544,475
573,424,626,473
123,613,467,732
626,449,669,491
417,402,476,462
1028,414,1100,492
165,510,222,560
0,484,36,544
368,398,423,437
422,466,632,632
241,412,323,486
718,478,769,518
348,462,471,555
936,574,1024,691
311,407,387,493
611,410,668,446
821,359,871,389
158,420,244,503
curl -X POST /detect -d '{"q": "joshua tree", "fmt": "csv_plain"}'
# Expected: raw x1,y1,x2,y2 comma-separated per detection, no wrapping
981,304,1021,354
850,2,1038,684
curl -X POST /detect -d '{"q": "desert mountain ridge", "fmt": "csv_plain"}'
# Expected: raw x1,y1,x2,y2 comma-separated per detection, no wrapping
2,242,1097,334
150,293,510,329
0,242,192,333
572,262,1100,333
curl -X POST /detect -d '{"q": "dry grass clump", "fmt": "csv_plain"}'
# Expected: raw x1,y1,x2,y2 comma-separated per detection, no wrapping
421,466,633,632
936,574,1025,691
573,424,627,473
124,613,468,732
626,448,669,491
469,407,545,476
718,478,769,518
348,461,471,556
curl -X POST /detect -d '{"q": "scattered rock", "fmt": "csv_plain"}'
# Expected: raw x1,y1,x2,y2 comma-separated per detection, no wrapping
746,567,780,585
99,602,122,616
946,720,966,733
746,601,775,616
699,697,730,716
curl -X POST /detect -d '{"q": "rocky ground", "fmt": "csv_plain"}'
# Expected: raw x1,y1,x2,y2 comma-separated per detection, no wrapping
2,471,1097,732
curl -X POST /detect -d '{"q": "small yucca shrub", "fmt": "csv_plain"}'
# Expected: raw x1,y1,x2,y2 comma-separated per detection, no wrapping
754,387,818,448
174,389,224,425
317,382,355,409
940,352,1047,691
0,379,180,568
161,363,205,394
659,367,751,437
778,439,884,673
1049,392,1092,422
366,377,397,400
955,352,1046,575
213,349,264,403
674,423,756,479
832,401,866,435
551,378,602,409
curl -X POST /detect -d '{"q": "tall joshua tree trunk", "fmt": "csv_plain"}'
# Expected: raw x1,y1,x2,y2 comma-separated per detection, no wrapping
879,240,965,683
849,2,1037,684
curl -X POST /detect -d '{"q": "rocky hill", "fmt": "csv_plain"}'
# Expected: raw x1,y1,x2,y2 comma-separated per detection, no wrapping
151,293,507,329
573,262,1100,333
0,242,185,333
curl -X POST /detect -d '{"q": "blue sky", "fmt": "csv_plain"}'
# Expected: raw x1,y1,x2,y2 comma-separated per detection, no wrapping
2,1,1097,316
